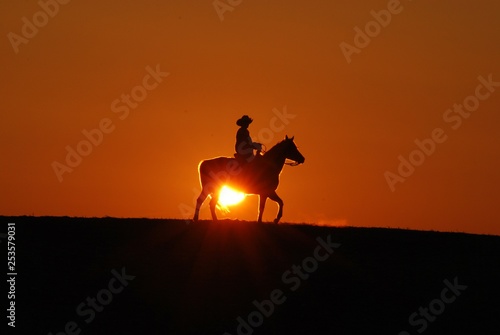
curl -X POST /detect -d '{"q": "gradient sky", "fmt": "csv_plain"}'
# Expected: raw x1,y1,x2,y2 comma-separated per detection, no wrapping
1,0,499,235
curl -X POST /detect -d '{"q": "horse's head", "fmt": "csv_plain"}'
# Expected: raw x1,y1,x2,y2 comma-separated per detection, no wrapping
283,135,305,164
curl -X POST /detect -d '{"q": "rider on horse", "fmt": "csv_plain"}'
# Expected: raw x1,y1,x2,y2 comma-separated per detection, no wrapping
234,115,262,164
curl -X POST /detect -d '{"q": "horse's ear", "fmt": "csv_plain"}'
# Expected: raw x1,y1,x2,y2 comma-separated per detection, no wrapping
285,135,289,140
291,136,294,141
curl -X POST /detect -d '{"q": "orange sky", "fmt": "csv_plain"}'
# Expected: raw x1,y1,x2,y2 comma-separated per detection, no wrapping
1,0,499,235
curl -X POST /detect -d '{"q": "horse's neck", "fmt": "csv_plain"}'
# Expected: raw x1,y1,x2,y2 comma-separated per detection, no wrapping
264,145,286,172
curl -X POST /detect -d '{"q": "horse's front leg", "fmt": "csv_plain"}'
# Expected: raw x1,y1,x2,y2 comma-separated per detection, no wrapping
268,191,284,224
258,194,268,223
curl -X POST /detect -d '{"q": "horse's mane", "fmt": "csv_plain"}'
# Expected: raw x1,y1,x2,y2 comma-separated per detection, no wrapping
263,139,287,157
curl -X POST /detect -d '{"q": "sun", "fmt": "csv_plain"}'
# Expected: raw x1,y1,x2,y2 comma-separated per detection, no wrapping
218,185,246,207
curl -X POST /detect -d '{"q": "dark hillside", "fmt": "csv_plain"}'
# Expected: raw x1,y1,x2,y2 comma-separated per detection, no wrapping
3,217,500,334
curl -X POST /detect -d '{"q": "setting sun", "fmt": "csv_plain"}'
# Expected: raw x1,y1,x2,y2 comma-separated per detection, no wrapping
218,186,246,207
2,1,500,235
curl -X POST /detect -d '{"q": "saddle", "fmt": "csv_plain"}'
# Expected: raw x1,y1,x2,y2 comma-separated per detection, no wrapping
232,153,263,182
233,152,263,166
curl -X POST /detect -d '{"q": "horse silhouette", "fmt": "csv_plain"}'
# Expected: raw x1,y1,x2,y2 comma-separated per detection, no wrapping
193,136,305,223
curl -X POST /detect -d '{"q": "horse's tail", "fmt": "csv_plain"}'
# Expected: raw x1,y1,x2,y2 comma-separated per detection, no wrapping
198,160,210,188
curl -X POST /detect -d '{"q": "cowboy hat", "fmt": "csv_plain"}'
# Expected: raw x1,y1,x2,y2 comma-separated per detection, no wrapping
236,115,253,126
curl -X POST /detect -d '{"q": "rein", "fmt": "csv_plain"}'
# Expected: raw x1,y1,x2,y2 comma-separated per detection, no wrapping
285,160,300,167
260,143,300,167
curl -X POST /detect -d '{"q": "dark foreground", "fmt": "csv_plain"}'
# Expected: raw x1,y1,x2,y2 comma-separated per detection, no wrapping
2,216,500,335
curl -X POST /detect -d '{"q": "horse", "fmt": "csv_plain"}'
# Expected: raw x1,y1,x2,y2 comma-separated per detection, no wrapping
193,136,305,224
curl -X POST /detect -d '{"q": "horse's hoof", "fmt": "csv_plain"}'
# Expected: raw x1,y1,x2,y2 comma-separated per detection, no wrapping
273,219,280,224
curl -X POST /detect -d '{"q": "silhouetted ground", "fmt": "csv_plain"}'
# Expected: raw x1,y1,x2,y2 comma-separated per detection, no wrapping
2,216,500,335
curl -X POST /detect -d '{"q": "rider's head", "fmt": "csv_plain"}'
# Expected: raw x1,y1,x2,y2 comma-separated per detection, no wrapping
236,115,253,128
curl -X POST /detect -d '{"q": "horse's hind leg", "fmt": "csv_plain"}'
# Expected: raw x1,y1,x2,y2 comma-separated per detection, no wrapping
209,192,219,222
193,189,209,222
258,194,268,223
269,191,284,224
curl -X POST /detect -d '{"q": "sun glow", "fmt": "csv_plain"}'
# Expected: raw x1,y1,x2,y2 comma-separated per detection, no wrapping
219,186,246,207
